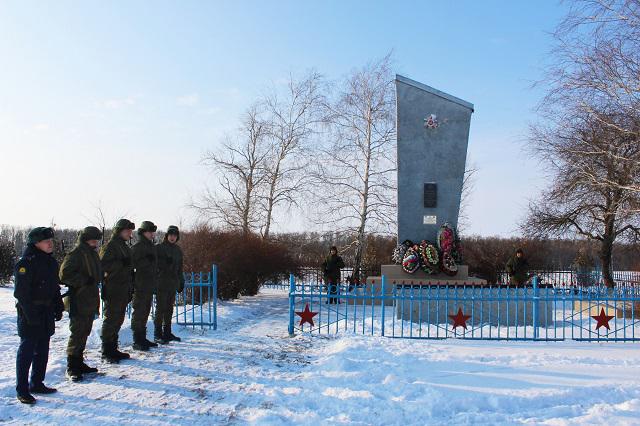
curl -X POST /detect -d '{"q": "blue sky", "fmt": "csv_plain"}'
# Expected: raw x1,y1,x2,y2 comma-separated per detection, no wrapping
0,1,568,236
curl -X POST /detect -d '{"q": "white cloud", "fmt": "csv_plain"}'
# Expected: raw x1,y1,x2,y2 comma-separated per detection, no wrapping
177,94,200,107
102,96,136,109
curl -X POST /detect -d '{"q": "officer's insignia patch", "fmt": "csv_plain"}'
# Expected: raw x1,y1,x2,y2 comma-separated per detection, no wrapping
18,267,27,274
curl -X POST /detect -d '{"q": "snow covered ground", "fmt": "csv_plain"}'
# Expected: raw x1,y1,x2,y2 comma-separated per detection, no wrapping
1,285,640,425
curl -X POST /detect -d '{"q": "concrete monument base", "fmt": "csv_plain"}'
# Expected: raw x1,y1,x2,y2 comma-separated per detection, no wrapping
395,287,553,327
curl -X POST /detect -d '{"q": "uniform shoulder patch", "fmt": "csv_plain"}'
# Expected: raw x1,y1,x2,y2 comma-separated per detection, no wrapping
18,266,27,274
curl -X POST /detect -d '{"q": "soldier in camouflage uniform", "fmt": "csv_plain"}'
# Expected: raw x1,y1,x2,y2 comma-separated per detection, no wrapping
59,226,103,381
100,219,135,363
131,221,159,351
154,225,185,344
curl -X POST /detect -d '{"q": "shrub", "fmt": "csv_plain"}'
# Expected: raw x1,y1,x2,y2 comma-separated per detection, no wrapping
181,225,301,300
0,240,17,285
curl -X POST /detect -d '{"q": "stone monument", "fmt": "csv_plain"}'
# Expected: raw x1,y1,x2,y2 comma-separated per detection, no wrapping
367,74,485,294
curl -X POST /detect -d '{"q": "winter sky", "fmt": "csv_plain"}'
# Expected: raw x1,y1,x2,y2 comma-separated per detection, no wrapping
0,1,569,236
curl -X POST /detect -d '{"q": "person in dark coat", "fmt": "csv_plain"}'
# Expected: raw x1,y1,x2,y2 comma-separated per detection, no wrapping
154,225,184,344
14,227,64,405
131,221,159,351
322,246,345,304
505,248,530,287
59,226,103,382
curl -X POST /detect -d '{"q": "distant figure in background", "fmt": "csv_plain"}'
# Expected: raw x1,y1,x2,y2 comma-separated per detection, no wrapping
322,246,345,304
506,248,530,287
154,225,185,344
59,226,103,382
14,227,64,405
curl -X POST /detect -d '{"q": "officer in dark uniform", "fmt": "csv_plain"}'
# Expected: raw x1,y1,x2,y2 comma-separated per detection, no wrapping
59,226,103,381
14,227,64,405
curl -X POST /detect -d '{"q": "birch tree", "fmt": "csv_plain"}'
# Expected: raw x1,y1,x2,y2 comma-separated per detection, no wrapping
191,104,270,234
260,71,324,239
313,54,396,278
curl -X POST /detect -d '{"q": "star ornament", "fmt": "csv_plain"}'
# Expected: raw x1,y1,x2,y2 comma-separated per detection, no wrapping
295,303,318,327
449,307,471,330
591,307,614,331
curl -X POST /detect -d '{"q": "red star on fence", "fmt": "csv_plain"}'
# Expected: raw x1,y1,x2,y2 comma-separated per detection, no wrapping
449,307,471,330
295,303,318,327
591,307,614,331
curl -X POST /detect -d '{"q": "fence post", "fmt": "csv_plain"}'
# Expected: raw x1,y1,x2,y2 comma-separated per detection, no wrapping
288,274,296,337
532,275,539,340
212,264,218,331
381,275,386,337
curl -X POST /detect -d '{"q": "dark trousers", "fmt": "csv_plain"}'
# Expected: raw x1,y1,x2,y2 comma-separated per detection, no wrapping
16,336,50,395
131,291,153,340
154,291,175,335
327,281,339,304
67,315,94,357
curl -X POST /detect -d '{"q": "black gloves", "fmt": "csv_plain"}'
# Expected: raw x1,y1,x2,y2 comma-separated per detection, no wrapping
55,297,64,321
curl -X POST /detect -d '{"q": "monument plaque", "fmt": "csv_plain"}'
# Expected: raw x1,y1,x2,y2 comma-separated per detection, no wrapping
423,183,437,208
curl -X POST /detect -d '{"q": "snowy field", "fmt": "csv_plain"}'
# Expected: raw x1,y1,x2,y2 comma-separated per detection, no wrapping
1,286,640,425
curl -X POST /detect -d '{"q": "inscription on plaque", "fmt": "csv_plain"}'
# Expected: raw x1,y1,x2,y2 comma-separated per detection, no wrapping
424,183,437,208
423,215,437,225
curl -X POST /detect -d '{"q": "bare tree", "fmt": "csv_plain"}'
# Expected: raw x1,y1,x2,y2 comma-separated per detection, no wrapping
191,104,270,234
543,0,640,198
260,71,325,239
523,113,640,287
312,54,397,278
524,0,640,287
458,162,478,235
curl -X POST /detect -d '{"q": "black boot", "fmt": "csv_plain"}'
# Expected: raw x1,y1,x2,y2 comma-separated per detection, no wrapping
113,342,131,360
144,338,158,348
17,393,36,404
154,328,169,344
101,341,120,364
79,358,99,375
66,356,83,382
164,325,181,342
29,383,57,394
132,332,150,351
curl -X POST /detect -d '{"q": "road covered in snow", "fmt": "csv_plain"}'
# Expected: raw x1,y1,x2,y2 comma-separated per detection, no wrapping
1,285,640,425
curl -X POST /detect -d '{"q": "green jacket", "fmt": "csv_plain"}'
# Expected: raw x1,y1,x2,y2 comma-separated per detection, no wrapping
506,256,530,285
132,233,158,293
60,239,102,317
100,235,134,301
156,238,185,293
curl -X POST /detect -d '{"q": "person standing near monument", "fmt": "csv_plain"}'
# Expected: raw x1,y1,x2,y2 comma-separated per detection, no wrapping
506,248,530,287
59,226,103,382
154,225,185,344
322,246,345,304
100,218,135,363
131,221,159,351
14,227,64,404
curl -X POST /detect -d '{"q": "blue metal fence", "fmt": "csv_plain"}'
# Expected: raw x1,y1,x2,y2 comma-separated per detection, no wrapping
175,264,218,330
100,264,218,330
286,274,640,341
